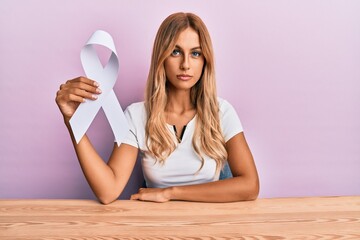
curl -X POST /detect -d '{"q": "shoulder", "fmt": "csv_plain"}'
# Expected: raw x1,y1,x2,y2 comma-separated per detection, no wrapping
217,97,235,113
125,101,146,115
124,101,147,125
217,97,243,141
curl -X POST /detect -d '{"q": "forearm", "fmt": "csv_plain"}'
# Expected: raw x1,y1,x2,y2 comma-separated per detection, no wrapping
65,121,118,203
168,176,259,203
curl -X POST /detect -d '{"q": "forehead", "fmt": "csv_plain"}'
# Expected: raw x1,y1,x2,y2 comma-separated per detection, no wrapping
175,27,200,48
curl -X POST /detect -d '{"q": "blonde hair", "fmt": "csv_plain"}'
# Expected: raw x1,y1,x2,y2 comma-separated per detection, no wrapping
145,12,227,175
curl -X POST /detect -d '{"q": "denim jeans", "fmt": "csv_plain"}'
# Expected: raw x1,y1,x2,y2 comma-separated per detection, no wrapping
219,162,233,180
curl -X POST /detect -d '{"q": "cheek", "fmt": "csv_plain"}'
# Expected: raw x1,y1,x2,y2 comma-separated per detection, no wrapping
164,59,177,74
195,61,205,76
164,61,172,78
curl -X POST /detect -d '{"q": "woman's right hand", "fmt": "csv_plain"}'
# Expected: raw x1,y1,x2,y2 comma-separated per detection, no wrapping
55,76,102,122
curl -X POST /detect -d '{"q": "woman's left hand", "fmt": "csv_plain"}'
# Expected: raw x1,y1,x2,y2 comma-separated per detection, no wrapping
130,187,172,203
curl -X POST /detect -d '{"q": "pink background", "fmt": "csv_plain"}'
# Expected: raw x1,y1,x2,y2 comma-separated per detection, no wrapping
1,0,359,200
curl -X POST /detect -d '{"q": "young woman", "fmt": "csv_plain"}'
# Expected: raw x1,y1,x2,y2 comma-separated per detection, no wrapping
56,12,259,204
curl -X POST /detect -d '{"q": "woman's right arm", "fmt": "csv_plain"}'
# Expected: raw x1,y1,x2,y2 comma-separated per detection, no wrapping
55,77,138,204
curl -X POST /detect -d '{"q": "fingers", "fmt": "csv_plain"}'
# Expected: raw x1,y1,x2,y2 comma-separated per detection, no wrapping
57,76,101,103
63,76,101,95
69,88,99,101
56,88,93,106
67,93,86,103
68,76,99,87
130,187,146,201
130,188,144,201
55,76,103,119
130,188,170,203
130,193,140,200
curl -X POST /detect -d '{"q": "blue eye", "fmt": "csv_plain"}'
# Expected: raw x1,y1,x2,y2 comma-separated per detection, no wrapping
192,51,201,57
171,49,181,56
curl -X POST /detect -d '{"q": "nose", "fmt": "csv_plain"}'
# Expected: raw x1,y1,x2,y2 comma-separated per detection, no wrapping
180,55,190,70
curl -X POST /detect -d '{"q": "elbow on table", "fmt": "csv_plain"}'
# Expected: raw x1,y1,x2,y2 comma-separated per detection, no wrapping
246,185,259,201
240,178,260,201
97,193,118,205
99,198,114,205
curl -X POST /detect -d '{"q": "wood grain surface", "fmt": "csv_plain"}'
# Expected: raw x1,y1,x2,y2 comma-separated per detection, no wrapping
1,196,359,239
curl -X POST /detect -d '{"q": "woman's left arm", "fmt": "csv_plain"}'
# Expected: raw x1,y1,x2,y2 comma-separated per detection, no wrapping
131,132,259,202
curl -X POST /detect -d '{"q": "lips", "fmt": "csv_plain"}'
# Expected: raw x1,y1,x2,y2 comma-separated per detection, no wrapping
177,74,192,81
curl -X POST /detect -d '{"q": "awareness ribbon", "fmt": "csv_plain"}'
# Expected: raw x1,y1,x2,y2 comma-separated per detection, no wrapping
70,30,128,146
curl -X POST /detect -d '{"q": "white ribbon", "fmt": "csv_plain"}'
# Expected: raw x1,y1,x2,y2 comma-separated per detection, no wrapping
70,30,128,146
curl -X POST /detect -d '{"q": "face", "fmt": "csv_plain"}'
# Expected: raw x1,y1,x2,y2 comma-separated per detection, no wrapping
164,27,205,92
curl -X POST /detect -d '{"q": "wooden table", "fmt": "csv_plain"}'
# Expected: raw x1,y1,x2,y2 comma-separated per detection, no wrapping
1,196,359,239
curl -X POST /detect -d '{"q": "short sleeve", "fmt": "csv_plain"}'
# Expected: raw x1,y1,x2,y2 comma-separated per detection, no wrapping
219,99,243,142
117,107,139,148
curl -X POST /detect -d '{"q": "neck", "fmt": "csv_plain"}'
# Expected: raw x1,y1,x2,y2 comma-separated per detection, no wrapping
166,89,194,114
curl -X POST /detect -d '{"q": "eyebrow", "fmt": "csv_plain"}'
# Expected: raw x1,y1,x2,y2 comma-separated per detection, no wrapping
174,45,202,51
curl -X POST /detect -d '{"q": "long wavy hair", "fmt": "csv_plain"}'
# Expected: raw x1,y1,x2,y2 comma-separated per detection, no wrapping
145,12,227,175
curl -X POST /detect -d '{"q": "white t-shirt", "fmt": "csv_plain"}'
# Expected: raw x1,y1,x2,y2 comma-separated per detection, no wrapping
121,98,243,188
